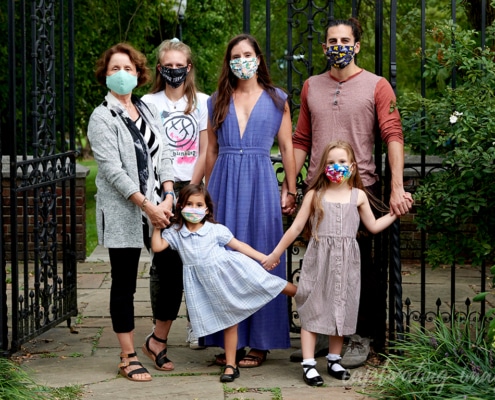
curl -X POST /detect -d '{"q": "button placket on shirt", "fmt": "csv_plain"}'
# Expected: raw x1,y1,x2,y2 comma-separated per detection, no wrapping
333,82,343,106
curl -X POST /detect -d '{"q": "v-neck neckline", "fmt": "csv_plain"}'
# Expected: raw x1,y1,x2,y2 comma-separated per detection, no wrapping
232,90,264,140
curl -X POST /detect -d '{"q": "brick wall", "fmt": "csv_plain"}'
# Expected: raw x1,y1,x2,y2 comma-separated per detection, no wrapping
2,159,89,261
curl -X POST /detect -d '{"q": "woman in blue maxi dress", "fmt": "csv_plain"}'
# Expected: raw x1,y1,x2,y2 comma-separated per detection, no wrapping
204,33,297,367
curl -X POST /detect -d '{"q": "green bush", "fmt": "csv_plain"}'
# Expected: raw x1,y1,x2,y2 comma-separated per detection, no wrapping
399,20,495,268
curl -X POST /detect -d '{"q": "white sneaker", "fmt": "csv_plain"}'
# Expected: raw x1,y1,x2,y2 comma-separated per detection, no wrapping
186,325,205,350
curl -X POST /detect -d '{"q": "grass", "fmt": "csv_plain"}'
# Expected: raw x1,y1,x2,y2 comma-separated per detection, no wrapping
79,159,98,256
0,357,83,399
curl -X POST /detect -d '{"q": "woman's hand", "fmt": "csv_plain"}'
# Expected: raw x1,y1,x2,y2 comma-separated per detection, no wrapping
146,202,172,228
157,196,174,223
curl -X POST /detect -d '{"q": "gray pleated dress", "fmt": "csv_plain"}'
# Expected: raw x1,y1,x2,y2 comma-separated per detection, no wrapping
295,187,361,336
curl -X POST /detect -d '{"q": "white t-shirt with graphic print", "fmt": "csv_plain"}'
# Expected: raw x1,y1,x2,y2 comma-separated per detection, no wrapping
142,91,209,182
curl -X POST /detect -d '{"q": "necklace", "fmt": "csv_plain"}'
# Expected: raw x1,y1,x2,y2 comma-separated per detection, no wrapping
165,93,183,110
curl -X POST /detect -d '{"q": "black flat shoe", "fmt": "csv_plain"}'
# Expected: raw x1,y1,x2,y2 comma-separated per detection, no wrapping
220,364,240,382
302,364,324,386
327,359,351,380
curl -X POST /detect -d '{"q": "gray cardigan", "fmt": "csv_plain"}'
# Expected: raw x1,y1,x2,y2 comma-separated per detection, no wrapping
87,95,173,248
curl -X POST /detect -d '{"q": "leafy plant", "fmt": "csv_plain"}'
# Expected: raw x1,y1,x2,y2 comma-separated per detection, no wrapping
399,20,495,268
473,264,495,351
366,317,495,399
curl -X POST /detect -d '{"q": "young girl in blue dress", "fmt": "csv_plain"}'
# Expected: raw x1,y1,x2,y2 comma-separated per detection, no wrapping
262,141,412,386
151,184,297,383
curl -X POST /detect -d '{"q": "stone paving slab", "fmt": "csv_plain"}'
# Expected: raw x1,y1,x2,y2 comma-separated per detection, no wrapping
11,245,487,399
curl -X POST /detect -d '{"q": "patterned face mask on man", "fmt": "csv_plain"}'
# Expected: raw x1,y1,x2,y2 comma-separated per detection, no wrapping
325,45,356,69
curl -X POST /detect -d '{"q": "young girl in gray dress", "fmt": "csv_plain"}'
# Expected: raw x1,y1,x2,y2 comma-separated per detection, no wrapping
262,141,412,386
151,184,297,383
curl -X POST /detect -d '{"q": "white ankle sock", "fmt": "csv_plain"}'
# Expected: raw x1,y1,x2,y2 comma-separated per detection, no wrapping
326,353,345,372
301,358,319,379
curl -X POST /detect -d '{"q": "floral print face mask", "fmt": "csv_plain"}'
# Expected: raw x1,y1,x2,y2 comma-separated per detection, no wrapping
325,45,356,69
229,57,259,80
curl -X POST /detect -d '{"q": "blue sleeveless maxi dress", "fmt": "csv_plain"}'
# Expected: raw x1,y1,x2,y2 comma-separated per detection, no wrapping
204,88,290,350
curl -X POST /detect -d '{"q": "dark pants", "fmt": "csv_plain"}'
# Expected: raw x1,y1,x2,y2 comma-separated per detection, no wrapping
109,247,141,333
355,181,387,351
146,180,189,323
149,247,183,322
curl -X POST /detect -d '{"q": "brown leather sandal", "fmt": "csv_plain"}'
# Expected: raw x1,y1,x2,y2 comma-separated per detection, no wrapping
238,350,269,368
142,332,175,371
214,348,246,366
118,351,152,382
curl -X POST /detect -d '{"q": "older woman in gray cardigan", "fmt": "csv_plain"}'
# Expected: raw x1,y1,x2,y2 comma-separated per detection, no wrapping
88,43,174,383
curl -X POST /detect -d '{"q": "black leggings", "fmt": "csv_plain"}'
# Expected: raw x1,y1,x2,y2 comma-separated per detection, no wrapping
142,223,184,323
149,246,184,322
109,247,142,333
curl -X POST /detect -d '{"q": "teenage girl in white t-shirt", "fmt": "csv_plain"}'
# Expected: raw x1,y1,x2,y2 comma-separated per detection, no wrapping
141,39,209,372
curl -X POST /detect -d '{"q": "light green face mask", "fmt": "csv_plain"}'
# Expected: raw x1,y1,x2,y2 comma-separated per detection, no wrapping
106,70,138,95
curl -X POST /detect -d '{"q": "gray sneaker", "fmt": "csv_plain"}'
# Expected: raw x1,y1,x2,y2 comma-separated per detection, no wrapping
290,333,328,362
340,334,370,368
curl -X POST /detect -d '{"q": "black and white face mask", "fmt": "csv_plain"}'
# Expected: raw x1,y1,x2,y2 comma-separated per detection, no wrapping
159,66,188,88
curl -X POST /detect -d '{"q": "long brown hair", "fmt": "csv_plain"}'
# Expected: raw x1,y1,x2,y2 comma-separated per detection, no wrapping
303,141,366,240
148,39,198,115
172,184,216,231
95,42,150,87
210,34,285,131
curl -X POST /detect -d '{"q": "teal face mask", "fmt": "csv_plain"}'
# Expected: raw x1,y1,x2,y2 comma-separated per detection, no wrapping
106,70,138,95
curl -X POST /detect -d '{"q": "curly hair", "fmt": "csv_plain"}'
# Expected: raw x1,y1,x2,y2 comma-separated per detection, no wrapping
94,42,151,88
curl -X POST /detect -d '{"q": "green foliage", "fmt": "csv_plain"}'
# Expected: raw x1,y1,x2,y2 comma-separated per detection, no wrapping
473,264,495,350
366,317,495,399
0,357,84,399
79,160,98,255
399,20,495,268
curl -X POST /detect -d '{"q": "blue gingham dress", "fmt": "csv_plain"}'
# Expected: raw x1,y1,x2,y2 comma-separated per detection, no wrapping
161,221,288,337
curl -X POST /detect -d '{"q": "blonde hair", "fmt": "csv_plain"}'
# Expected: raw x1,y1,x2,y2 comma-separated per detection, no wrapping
303,140,366,240
149,39,198,115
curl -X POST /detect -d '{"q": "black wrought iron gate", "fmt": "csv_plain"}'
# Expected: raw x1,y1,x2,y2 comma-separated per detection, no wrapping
247,0,490,352
1,0,77,354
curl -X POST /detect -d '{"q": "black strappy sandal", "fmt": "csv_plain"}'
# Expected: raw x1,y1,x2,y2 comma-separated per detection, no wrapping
141,332,174,371
118,351,152,382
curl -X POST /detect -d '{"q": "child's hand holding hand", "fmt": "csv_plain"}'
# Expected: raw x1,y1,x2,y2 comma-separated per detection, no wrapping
261,253,280,271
